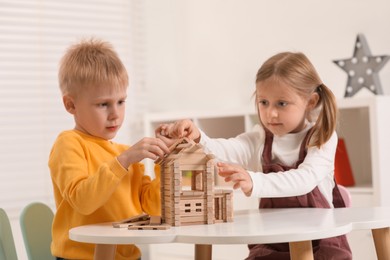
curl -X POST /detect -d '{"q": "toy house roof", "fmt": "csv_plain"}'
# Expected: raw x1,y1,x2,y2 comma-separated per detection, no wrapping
156,138,215,166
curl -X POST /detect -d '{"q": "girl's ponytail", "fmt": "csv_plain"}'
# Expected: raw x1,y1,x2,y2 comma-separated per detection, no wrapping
310,83,338,148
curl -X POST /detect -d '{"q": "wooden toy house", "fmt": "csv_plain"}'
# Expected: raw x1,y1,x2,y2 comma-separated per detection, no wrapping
157,138,233,226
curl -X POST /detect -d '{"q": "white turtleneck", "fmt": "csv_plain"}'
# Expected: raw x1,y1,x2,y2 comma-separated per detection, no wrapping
199,123,337,207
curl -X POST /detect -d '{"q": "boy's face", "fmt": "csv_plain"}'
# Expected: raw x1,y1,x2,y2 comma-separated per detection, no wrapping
64,84,127,140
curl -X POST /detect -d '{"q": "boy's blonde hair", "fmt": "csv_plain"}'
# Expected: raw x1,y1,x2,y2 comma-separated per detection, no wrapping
255,52,338,148
58,38,128,96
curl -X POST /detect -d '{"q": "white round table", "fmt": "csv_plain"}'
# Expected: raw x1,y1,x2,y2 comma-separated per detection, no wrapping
70,207,390,260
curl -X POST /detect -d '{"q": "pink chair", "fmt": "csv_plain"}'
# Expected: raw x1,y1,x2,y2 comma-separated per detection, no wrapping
338,184,352,207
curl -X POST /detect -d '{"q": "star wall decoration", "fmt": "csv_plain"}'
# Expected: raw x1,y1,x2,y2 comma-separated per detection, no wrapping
333,34,389,97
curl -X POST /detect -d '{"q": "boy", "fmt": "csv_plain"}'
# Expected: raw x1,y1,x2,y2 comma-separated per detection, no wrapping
49,38,169,260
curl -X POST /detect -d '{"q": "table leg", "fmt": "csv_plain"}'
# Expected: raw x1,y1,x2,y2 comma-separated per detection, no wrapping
94,244,117,260
372,227,390,260
195,244,212,260
289,240,314,260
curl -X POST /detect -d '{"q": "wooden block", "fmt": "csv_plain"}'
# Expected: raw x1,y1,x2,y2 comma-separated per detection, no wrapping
128,224,170,230
149,215,162,225
181,190,204,196
176,156,208,165
178,164,206,171
127,220,150,226
112,213,149,228
180,215,207,223
164,190,180,197
183,144,201,153
112,222,134,228
206,154,215,160
176,143,193,149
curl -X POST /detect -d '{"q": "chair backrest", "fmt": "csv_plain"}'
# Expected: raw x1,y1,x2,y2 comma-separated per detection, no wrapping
338,184,352,207
19,202,55,260
0,208,18,260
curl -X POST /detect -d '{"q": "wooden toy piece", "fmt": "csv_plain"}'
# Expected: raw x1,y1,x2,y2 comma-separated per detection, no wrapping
158,137,234,226
113,220,149,228
113,214,170,230
128,224,170,230
112,213,149,228
127,220,150,227
155,138,192,165
149,215,162,225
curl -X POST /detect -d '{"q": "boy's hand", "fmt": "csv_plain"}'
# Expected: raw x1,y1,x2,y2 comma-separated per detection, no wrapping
217,162,253,196
155,119,200,143
155,133,178,148
117,137,170,168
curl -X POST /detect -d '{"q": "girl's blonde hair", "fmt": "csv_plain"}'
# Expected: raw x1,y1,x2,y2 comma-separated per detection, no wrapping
255,52,338,148
58,38,128,96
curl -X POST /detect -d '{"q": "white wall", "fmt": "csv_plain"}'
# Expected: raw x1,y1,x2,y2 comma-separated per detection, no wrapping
142,0,390,113
1,1,136,259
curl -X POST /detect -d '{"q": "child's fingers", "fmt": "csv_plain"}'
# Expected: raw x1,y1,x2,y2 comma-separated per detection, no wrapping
226,172,246,183
152,138,171,154
156,133,176,148
233,182,242,190
155,124,171,137
186,130,199,140
170,122,186,138
136,137,169,158
155,120,197,140
218,169,235,177
217,162,250,190
172,120,193,138
145,147,166,161
217,162,239,175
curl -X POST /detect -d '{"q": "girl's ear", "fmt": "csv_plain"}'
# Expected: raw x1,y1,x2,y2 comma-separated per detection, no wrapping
307,92,320,111
63,95,76,114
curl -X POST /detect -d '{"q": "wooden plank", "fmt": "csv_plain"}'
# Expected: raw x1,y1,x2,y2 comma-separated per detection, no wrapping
289,241,314,260
372,227,390,260
128,225,170,230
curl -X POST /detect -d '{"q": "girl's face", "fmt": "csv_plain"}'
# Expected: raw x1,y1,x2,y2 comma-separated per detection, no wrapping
64,84,127,140
256,78,315,136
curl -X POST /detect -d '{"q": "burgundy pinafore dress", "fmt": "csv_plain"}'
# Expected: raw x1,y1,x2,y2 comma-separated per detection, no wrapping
246,129,352,260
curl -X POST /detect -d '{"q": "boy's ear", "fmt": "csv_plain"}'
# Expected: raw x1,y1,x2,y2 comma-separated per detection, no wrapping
307,92,320,110
63,95,76,114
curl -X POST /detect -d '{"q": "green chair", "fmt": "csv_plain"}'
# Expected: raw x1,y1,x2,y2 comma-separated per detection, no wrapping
0,208,18,260
19,203,55,260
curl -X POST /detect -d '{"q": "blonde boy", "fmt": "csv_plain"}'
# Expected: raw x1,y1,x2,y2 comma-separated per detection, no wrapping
49,38,169,260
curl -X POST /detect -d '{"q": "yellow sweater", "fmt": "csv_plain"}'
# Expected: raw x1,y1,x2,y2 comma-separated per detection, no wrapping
48,130,160,260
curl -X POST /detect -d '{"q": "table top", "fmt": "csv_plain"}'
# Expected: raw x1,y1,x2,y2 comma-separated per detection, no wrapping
69,207,390,245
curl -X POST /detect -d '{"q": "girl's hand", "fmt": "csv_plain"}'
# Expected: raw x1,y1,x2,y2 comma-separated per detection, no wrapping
155,119,201,143
117,137,170,168
217,162,253,196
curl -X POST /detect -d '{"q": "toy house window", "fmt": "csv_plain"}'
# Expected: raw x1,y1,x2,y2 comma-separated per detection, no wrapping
214,197,221,220
181,170,192,186
191,170,204,191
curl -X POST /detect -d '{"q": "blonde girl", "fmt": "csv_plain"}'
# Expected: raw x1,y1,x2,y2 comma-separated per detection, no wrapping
157,52,352,259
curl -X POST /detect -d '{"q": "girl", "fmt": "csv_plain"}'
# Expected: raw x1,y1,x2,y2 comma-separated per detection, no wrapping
156,52,352,259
